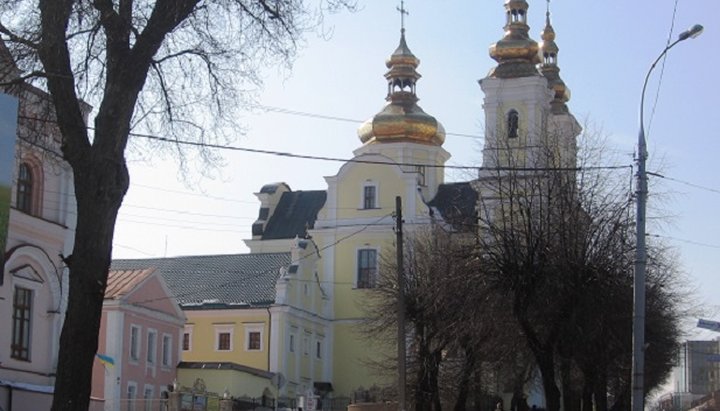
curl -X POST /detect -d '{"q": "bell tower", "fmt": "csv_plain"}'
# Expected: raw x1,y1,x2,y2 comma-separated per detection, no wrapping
479,0,556,172
538,0,581,169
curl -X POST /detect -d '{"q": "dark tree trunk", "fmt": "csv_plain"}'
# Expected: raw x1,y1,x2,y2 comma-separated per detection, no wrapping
32,0,198,409
536,354,561,411
593,370,608,411
454,345,476,411
581,377,594,411
51,161,128,410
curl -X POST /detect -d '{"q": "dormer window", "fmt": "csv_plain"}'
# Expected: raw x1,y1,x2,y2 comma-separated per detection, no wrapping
507,110,519,138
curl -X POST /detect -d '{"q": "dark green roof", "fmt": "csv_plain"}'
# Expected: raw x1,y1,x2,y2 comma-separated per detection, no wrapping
111,253,291,308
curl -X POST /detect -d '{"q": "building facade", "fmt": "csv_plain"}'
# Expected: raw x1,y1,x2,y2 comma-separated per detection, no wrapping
110,1,586,408
90,268,185,411
0,42,86,411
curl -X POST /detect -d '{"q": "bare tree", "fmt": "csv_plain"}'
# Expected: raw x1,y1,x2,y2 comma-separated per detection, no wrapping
0,1,354,410
473,126,684,411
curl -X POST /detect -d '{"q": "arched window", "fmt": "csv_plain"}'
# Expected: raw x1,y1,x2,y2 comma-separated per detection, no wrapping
507,110,519,138
16,163,33,214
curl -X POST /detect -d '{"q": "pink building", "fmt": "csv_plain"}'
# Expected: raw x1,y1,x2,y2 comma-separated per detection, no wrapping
91,268,185,411
0,41,87,411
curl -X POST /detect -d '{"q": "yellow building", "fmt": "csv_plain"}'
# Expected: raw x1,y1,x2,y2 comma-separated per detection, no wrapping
110,2,582,408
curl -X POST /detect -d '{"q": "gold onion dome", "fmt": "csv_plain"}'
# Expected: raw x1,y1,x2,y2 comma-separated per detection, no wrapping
539,7,570,114
488,0,541,78
358,29,445,146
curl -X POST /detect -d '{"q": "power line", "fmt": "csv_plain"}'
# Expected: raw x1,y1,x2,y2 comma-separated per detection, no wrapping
249,104,483,140
646,0,680,140
647,172,720,195
17,114,628,172
648,234,720,250
127,213,394,305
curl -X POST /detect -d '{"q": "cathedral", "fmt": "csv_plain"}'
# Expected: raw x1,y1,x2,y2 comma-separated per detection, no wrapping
110,0,582,409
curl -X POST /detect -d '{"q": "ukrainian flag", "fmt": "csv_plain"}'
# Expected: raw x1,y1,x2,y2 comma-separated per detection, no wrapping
96,353,115,368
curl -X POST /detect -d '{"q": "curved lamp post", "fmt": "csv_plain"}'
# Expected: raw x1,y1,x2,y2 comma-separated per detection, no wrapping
632,23,703,411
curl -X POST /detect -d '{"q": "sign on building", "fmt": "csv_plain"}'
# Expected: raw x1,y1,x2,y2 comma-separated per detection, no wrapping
697,319,720,333
0,93,19,279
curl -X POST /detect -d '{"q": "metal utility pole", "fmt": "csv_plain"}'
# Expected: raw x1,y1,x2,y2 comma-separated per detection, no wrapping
396,196,406,411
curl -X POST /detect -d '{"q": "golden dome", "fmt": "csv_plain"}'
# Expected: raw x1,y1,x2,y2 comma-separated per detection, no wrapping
538,8,570,114
358,30,445,146
488,0,541,78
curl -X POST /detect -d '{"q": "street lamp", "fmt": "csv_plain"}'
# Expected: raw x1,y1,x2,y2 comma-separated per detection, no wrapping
632,23,703,411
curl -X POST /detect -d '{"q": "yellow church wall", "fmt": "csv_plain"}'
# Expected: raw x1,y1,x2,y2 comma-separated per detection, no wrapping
332,322,392,397
335,163,406,221
181,309,270,372
177,368,272,399
330,232,394,320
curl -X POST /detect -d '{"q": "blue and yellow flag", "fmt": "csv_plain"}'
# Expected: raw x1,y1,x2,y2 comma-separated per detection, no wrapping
96,353,115,368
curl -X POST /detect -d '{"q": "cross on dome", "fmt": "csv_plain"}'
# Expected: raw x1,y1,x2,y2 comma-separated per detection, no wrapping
397,0,409,32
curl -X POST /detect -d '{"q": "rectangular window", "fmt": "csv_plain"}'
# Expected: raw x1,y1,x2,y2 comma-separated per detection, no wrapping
303,336,310,356
143,386,154,411
248,331,261,351
316,340,322,359
11,287,32,360
363,185,376,209
218,332,231,351
146,330,157,364
357,249,377,289
162,334,172,367
127,383,137,411
182,331,191,351
130,325,141,361
289,334,295,353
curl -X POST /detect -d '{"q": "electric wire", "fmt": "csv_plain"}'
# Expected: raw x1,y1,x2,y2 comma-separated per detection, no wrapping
646,0,680,140
647,172,720,196
127,212,394,305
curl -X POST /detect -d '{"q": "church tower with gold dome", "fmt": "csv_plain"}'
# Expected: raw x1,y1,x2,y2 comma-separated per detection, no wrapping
307,19,459,397
479,0,580,172
355,24,450,200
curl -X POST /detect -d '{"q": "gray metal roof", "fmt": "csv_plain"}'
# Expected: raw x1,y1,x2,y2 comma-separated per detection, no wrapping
261,190,326,240
428,182,478,232
111,253,291,308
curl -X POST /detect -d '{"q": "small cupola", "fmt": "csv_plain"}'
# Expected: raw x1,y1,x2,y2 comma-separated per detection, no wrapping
488,0,541,78
538,2,571,114
358,21,445,147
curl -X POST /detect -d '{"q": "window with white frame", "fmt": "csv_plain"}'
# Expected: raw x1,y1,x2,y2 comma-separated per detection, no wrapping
161,334,172,367
11,287,32,361
507,109,519,138
316,339,323,360
289,334,295,353
357,248,378,289
244,324,264,351
362,183,377,209
129,325,141,362
143,385,154,411
182,326,193,351
146,329,157,365
127,382,137,411
214,325,233,351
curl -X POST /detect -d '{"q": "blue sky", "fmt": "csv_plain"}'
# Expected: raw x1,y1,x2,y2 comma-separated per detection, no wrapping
112,1,719,334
